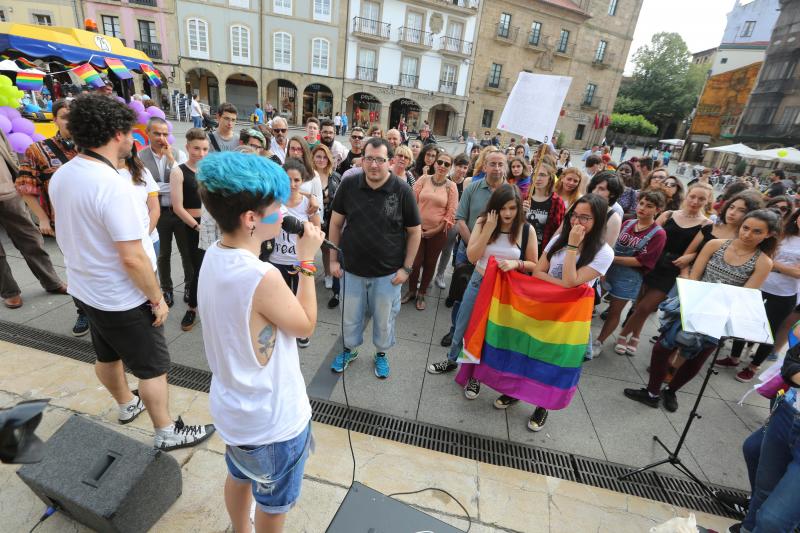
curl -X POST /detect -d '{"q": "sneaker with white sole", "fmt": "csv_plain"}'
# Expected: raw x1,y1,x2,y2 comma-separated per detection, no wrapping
591,340,602,358
464,378,481,399
118,392,146,425
154,417,215,451
374,353,390,379
434,275,446,290
427,359,458,374
331,349,358,373
527,407,548,432
297,337,310,348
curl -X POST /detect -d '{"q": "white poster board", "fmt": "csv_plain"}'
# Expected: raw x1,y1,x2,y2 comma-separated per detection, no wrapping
497,73,572,144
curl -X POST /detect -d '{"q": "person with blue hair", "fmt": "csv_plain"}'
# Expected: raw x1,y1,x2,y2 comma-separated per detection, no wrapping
196,151,324,533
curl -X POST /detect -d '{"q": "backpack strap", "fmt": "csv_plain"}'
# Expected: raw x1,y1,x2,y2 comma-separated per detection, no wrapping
209,133,222,152
43,138,71,166
520,223,530,262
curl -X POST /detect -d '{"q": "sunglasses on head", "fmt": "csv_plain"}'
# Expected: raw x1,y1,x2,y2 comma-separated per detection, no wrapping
436,160,451,168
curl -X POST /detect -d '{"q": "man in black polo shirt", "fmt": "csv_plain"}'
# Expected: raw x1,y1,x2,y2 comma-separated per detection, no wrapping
328,138,421,379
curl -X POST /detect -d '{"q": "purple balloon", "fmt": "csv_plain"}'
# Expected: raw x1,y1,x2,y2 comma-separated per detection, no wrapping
31,133,46,142
0,115,11,134
167,134,175,145
129,100,145,113
8,132,33,153
146,106,166,119
10,117,35,136
166,120,173,132
114,96,126,104
136,111,150,125
1,106,21,120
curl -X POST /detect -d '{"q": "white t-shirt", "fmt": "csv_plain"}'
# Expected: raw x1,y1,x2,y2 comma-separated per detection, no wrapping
50,157,157,311
119,167,160,244
270,197,310,265
544,238,614,286
300,175,323,218
199,244,311,445
191,99,202,118
761,235,800,297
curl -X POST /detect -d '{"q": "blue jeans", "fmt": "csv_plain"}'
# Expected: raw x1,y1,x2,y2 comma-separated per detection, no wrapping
342,271,401,352
742,396,800,532
447,270,483,361
192,115,203,128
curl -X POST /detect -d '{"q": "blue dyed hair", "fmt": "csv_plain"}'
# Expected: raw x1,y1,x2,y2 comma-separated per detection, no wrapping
197,151,290,203
197,152,290,233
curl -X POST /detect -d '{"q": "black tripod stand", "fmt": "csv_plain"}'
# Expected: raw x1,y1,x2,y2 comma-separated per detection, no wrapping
618,338,732,500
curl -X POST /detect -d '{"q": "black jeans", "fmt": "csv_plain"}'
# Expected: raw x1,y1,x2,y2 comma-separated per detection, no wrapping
184,218,205,309
156,207,194,292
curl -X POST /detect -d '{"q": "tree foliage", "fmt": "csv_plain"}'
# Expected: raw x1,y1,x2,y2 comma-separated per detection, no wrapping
615,32,706,131
609,113,658,136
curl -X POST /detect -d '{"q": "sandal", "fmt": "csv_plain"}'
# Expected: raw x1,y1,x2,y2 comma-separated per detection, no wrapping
415,294,426,311
626,336,640,356
614,336,629,355
401,291,416,304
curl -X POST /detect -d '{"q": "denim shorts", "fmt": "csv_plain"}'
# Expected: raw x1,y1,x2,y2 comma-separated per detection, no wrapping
224,422,313,514
604,264,643,301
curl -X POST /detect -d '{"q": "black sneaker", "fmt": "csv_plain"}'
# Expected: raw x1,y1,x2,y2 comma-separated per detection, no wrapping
427,359,458,374
726,523,743,533
163,290,174,308
72,313,90,337
297,337,310,348
441,331,454,346
661,388,679,412
649,335,659,344
624,388,660,408
527,407,548,432
444,297,454,308
181,310,197,331
494,395,520,409
715,491,749,517
154,417,215,451
464,378,480,399
327,294,340,309
600,309,609,321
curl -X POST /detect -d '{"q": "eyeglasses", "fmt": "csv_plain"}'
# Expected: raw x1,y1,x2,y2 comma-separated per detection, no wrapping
570,213,593,224
363,156,388,165
436,160,451,168
663,181,678,188
272,128,287,133
248,143,263,149
351,135,364,140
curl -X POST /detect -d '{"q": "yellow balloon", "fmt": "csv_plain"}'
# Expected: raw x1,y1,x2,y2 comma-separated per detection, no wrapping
0,76,11,87
777,149,789,158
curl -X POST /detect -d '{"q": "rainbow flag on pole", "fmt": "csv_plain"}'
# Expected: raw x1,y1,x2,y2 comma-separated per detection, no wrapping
15,70,44,91
140,64,162,87
72,63,104,88
455,257,594,410
104,57,133,80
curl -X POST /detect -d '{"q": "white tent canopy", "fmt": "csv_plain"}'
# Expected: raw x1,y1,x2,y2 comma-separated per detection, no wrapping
750,147,800,165
0,60,45,76
704,143,758,156
659,139,685,147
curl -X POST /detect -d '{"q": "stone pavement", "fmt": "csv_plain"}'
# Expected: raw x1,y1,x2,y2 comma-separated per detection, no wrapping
0,340,738,532
1,227,773,495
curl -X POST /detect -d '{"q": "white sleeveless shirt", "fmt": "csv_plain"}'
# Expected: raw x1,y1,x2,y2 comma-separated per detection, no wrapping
198,243,311,445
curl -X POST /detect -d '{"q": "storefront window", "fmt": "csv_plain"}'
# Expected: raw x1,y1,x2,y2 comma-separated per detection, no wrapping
351,92,381,129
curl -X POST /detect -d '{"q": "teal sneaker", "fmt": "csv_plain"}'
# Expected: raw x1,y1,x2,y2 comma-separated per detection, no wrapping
374,352,390,379
331,349,358,373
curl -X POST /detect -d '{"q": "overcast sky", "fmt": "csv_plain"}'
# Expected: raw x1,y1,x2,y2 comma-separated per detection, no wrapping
623,0,734,74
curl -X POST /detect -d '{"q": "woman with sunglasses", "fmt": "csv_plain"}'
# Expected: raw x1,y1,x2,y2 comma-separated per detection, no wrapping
616,183,714,356
523,161,565,254
659,175,685,212
403,152,458,311
435,154,470,290
413,144,440,180
507,156,532,198
391,145,416,186
312,144,343,308
716,207,800,383
767,196,793,223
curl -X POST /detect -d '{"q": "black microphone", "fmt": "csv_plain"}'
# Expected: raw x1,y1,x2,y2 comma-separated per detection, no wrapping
282,215,340,252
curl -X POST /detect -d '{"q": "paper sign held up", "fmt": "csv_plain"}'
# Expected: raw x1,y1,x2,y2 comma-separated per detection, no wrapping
497,73,572,144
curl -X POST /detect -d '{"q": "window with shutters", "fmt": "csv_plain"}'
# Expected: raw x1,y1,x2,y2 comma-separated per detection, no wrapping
187,18,209,59
231,25,250,64
311,38,329,75
273,32,292,70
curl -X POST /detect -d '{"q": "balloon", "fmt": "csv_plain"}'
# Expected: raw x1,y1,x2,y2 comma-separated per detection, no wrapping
114,96,126,103
0,115,10,134
167,134,175,145
1,106,21,120
0,75,11,87
31,133,46,142
129,100,145,113
136,111,150,125
777,149,789,158
146,106,165,119
10,117,34,136
8,132,33,153
166,120,173,132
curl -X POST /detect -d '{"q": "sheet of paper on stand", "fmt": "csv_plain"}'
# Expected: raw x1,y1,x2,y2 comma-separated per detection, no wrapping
497,72,572,143
676,279,772,343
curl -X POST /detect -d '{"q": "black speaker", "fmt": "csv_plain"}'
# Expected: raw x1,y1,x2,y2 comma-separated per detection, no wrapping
17,414,182,533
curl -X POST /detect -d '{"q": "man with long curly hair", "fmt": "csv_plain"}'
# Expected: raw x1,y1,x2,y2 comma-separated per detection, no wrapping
50,94,214,451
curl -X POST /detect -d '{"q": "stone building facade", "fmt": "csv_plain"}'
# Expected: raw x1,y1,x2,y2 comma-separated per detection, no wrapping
464,0,641,149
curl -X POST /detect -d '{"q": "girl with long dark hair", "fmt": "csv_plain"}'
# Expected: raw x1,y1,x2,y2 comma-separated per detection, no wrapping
119,147,161,256
426,185,538,387
626,209,777,412
413,144,440,179
494,194,613,432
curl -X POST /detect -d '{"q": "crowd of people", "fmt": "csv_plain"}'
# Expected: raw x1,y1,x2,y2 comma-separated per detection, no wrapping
2,91,800,532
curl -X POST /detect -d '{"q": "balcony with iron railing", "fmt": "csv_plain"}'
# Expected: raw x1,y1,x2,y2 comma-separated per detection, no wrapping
553,40,575,58
135,40,162,59
494,23,519,44
526,33,549,52
398,27,433,49
592,51,616,68
356,66,377,82
581,95,603,110
128,0,158,6
753,78,800,95
439,35,472,57
399,73,419,88
439,79,457,94
352,17,391,42
412,0,480,12
484,75,508,92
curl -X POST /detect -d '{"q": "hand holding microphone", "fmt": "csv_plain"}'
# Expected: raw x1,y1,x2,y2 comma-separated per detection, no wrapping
295,220,326,261
282,215,340,252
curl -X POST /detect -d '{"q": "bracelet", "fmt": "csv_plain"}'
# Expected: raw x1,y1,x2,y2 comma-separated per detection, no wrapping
295,267,315,277
294,260,317,271
566,244,578,251
518,260,524,272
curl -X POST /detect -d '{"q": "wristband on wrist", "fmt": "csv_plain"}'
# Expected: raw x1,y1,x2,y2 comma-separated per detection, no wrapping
403,265,413,275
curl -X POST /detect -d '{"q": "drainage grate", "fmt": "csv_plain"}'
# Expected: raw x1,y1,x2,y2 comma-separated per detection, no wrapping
0,320,747,518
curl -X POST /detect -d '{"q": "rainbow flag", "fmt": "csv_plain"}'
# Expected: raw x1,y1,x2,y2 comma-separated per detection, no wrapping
15,70,44,91
455,257,594,410
140,64,162,87
104,57,133,80
15,57,39,69
72,63,104,88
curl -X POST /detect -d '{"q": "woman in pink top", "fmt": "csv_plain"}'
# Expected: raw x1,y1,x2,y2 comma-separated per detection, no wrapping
403,151,458,311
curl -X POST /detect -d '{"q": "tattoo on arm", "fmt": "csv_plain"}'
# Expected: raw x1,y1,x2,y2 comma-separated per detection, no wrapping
257,324,277,365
